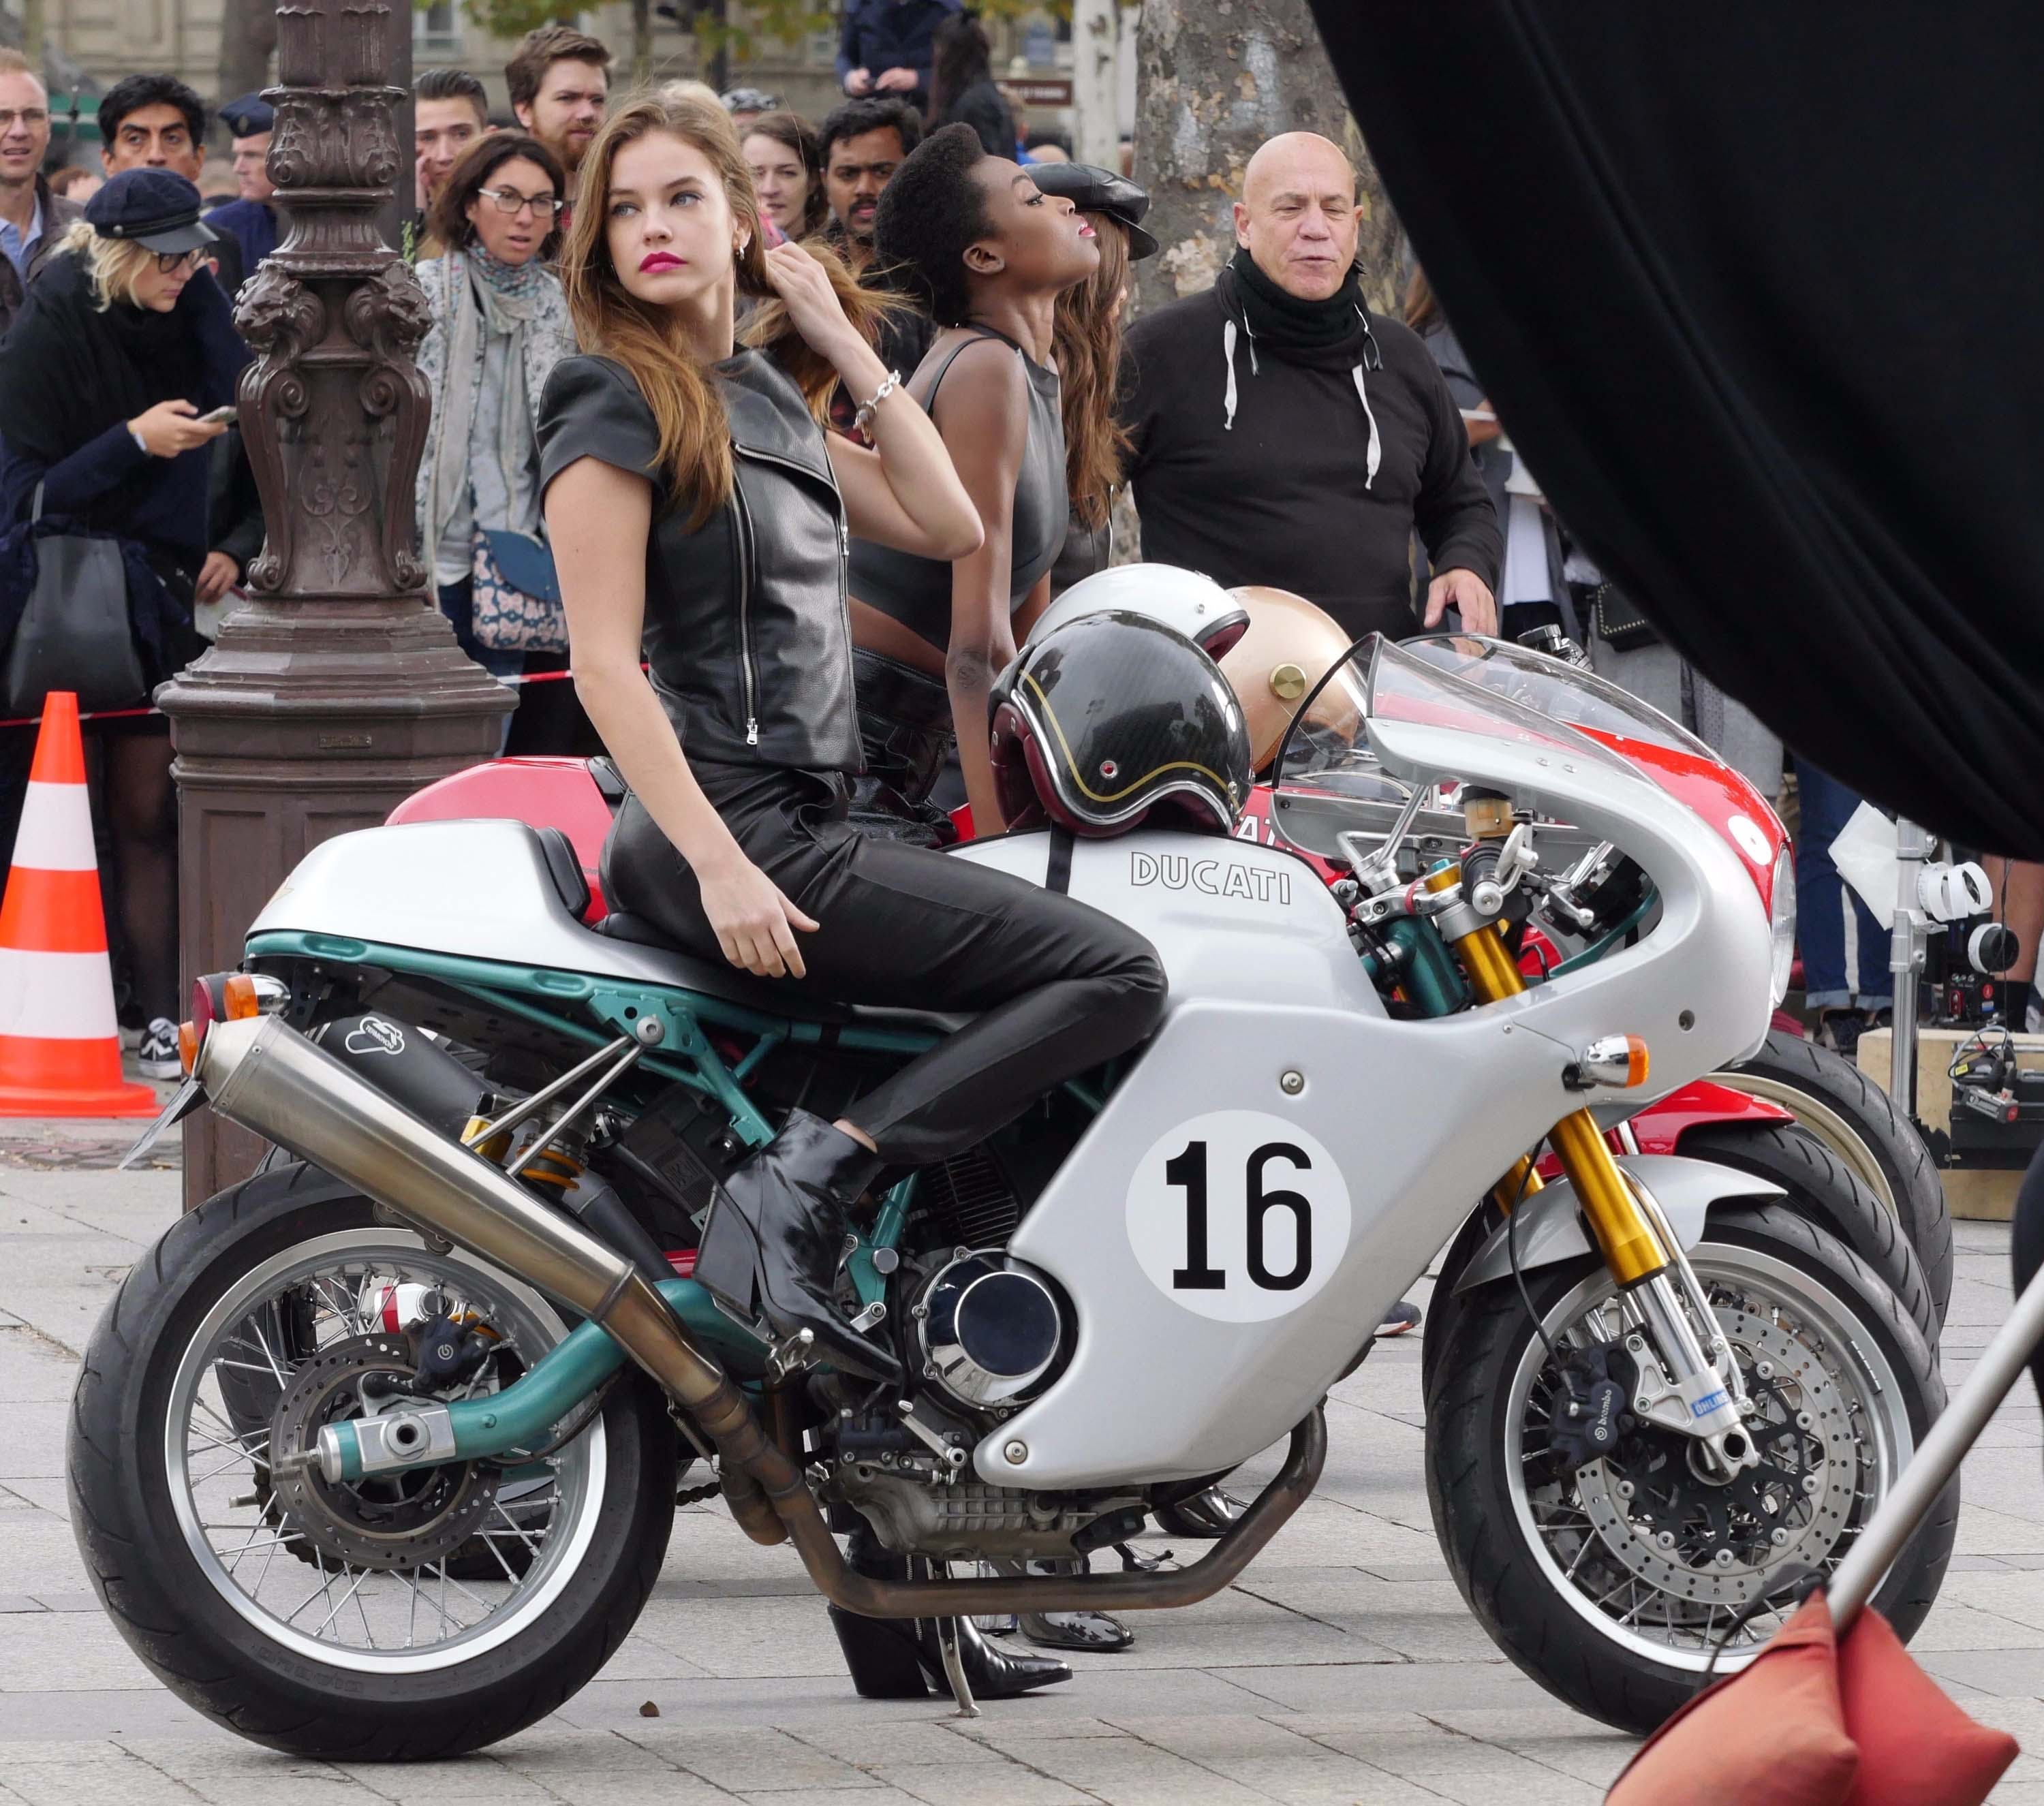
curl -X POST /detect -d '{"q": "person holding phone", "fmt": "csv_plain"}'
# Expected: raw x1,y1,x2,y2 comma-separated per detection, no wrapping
0,168,251,1075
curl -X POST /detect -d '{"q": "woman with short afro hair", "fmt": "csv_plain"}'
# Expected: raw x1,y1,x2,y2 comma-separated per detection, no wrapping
843,122,1100,841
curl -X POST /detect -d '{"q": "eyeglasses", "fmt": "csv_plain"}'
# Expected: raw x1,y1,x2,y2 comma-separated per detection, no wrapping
153,248,206,273
0,109,50,131
476,186,563,219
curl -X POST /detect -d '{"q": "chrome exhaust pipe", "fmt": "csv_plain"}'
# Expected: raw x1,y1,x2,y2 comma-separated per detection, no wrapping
197,1015,793,1544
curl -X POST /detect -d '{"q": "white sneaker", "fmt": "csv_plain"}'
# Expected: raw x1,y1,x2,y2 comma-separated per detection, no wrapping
137,1018,183,1080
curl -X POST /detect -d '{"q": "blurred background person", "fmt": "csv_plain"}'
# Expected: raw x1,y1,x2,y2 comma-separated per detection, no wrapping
836,0,955,116
927,13,1015,159
1029,160,1156,594
720,87,780,132
818,96,920,273
0,48,82,339
414,68,491,220
506,26,610,204
50,167,104,204
203,93,278,284
0,170,249,1075
414,136,576,753
1405,266,1561,642
743,110,830,239
95,74,242,293
848,123,1098,841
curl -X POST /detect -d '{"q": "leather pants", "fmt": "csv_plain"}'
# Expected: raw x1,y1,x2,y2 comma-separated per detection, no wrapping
604,763,1167,1166
846,650,957,847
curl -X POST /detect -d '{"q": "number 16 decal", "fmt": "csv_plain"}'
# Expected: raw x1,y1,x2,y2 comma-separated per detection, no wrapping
1128,1112,1350,1322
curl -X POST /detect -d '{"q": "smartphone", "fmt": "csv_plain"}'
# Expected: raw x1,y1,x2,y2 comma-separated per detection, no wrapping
200,405,238,426
760,214,788,250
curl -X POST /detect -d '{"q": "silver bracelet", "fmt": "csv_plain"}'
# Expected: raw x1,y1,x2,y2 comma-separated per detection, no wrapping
852,369,901,433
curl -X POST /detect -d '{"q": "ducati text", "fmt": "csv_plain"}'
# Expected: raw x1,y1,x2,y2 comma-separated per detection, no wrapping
1129,850,1291,906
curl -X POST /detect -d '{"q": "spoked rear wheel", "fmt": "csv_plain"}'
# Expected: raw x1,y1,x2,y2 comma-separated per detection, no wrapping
70,1171,677,1758
1426,1202,1953,1733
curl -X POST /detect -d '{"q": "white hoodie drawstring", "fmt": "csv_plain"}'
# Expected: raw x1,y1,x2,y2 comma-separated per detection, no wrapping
1222,315,1261,430
1352,361,1381,489
1223,297,1378,486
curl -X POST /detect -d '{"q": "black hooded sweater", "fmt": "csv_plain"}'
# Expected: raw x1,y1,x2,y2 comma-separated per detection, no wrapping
1121,261,1501,642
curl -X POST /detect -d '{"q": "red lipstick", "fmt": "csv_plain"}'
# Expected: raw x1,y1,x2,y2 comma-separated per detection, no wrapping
638,251,684,273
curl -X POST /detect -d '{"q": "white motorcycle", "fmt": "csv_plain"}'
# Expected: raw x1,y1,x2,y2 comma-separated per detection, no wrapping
68,632,1949,1756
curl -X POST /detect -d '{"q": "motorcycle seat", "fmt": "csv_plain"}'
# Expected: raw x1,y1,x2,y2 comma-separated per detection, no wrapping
595,909,970,1038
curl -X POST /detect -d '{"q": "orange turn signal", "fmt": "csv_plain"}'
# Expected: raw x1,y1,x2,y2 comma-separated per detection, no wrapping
177,1021,200,1074
1622,1036,1650,1088
223,973,263,1021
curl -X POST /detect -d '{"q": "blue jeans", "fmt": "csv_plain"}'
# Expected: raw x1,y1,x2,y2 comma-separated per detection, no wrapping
1793,758,1893,1011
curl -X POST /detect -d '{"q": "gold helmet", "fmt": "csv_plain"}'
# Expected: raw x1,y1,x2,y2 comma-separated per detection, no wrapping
1217,586,1370,772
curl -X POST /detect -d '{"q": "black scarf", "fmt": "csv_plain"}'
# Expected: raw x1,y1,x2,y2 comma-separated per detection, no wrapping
1221,245,1380,371
0,251,245,468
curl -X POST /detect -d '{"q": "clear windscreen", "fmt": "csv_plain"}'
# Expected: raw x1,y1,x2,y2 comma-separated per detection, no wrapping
1267,635,1651,862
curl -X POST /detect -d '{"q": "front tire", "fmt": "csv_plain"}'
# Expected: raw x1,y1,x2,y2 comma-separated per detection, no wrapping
1426,1201,1953,1734
69,1164,678,1759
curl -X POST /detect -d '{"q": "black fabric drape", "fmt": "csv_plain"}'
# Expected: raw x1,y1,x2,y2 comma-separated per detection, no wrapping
1312,4,2044,855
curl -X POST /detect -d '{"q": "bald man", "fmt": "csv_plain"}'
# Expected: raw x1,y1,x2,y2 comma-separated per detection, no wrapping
1121,131,1500,643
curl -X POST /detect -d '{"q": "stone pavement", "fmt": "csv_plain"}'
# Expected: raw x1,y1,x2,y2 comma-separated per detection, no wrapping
3,1130,2044,1804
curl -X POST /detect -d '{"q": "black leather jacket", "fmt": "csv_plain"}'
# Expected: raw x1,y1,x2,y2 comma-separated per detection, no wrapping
538,351,861,773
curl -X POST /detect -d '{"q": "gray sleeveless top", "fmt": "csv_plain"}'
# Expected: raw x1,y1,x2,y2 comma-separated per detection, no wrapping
846,325,1067,653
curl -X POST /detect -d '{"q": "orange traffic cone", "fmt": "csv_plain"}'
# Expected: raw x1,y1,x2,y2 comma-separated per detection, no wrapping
0,694,157,1115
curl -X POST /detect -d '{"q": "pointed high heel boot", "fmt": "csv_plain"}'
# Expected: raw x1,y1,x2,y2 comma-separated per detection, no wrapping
829,1610,1072,1700
692,1108,903,1387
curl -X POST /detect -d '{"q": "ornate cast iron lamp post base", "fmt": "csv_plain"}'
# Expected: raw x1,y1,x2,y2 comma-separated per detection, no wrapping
159,0,512,1204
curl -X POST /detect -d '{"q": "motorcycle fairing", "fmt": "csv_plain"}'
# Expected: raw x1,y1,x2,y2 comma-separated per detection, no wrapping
955,704,1771,1489
1451,1153,1785,1296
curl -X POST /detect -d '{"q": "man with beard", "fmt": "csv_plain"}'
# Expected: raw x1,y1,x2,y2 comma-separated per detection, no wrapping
202,94,278,285
505,25,609,210
95,74,243,294
1121,131,1498,647
0,50,82,339
818,95,920,274
817,97,931,436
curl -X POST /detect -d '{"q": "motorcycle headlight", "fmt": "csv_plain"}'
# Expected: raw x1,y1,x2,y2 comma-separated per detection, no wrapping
1769,845,1797,1010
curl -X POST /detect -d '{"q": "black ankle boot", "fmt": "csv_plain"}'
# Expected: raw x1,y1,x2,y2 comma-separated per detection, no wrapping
922,1613,1072,1698
692,1108,901,1387
829,1529,1072,1702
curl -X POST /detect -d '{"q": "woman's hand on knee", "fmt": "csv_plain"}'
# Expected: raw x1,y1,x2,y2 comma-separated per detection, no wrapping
698,854,819,979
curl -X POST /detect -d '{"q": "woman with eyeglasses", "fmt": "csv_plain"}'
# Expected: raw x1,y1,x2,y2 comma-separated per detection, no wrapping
0,168,251,1078
416,134,580,751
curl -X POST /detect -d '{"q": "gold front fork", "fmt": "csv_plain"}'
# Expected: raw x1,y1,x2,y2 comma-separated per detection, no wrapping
1425,862,1669,1286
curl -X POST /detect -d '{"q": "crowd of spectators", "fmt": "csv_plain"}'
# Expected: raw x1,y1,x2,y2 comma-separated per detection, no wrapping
0,10,2036,1083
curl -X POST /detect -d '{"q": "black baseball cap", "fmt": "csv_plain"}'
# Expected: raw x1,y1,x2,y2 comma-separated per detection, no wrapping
1025,161,1158,260
84,169,220,255
219,93,277,138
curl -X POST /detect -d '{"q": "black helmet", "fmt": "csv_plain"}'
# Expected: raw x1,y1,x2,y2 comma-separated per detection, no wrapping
989,612,1251,837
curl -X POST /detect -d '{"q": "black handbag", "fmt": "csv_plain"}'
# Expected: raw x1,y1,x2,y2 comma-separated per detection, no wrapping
3,483,146,717
1586,580,1662,653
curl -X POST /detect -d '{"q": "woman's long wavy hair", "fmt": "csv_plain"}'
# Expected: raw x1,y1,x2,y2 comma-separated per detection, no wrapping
558,93,896,528
1051,208,1133,531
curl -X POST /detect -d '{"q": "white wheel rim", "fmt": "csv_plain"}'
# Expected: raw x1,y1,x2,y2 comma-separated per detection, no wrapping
164,1228,610,1675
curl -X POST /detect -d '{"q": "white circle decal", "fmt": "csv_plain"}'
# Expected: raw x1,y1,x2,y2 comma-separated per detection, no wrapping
1125,1110,1351,1322
1726,813,1771,865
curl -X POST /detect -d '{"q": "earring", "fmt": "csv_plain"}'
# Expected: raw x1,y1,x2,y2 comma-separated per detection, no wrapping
737,238,750,255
